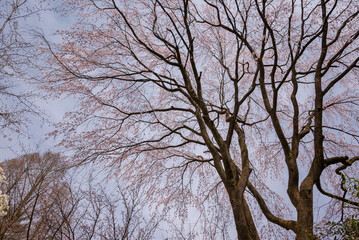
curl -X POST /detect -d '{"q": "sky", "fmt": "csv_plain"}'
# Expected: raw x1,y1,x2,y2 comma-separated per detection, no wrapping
0,0,74,161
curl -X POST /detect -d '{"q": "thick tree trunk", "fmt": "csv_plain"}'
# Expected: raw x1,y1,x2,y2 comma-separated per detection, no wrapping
296,188,314,240
228,188,260,240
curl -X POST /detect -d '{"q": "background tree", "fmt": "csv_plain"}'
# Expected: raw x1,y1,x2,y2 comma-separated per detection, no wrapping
0,152,67,239
0,152,162,239
41,0,359,239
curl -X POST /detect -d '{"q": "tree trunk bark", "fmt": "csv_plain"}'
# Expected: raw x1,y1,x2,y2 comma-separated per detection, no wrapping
296,188,314,240
228,188,260,240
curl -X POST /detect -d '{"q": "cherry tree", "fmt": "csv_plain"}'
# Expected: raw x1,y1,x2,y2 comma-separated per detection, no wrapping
42,0,359,239
0,167,8,217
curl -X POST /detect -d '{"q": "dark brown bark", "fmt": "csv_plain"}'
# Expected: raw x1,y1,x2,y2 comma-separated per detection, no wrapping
226,184,259,240
296,189,314,240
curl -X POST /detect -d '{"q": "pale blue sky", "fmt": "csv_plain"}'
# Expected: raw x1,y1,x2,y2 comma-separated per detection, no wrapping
0,0,75,161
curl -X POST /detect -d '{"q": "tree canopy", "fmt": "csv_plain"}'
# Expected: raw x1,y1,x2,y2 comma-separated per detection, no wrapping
12,0,359,239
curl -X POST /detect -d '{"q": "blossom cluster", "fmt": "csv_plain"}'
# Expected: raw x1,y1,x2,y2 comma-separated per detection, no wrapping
0,167,8,216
